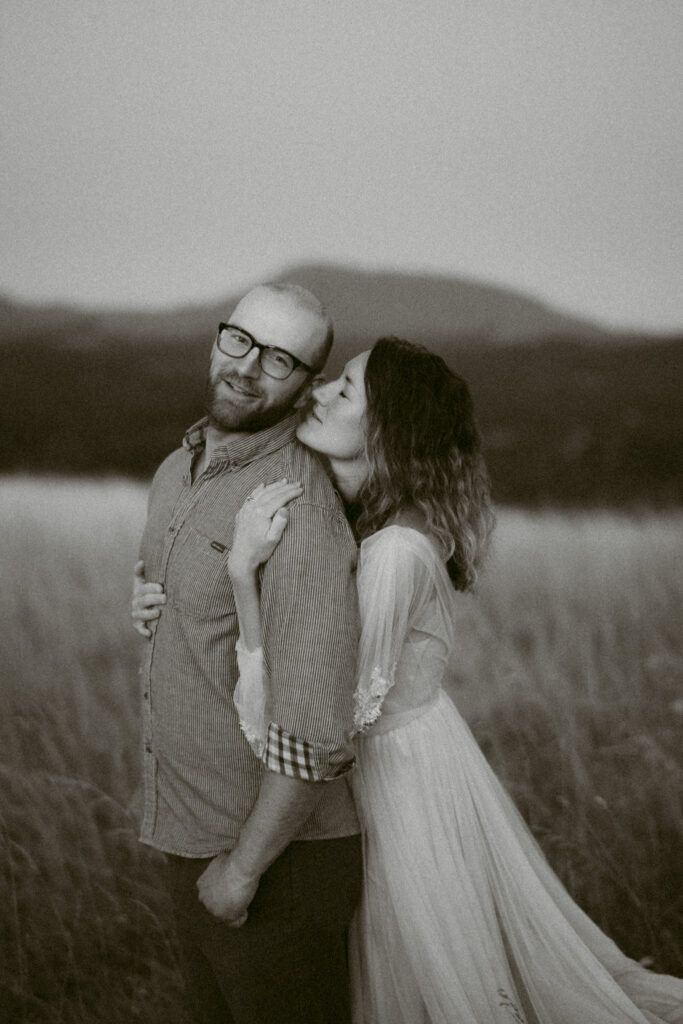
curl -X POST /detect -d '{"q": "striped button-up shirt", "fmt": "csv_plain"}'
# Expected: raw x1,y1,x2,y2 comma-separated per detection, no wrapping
138,414,360,857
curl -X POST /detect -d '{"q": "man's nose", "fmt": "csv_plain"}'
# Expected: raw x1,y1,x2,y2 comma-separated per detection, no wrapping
234,347,262,378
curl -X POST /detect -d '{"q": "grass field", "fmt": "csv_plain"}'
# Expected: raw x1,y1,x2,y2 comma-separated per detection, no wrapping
1,476,682,1022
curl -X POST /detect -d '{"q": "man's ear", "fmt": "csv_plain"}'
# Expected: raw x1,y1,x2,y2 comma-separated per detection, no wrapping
293,373,326,409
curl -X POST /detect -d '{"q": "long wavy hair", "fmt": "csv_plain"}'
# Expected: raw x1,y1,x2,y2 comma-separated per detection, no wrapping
355,337,495,591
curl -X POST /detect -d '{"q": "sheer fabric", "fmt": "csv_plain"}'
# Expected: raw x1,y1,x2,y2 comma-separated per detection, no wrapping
234,637,268,757
349,525,683,1024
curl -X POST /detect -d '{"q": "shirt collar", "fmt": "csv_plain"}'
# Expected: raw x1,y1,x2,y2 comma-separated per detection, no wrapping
182,413,301,468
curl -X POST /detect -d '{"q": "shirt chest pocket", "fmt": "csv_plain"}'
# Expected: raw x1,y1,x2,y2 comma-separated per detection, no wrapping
167,524,236,620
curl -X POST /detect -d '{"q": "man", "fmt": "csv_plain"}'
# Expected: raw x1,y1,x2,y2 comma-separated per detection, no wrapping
132,283,362,1023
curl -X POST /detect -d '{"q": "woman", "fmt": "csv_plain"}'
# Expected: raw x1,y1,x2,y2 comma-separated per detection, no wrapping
137,338,683,1022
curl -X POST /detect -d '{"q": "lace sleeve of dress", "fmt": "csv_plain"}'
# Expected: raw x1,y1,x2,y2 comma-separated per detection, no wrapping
234,635,268,757
353,664,395,733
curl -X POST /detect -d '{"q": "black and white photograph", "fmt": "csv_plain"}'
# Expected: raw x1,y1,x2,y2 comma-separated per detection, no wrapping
1,2,682,1022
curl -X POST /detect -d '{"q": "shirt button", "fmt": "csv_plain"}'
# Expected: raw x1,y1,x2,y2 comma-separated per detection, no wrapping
143,692,149,700
145,744,153,754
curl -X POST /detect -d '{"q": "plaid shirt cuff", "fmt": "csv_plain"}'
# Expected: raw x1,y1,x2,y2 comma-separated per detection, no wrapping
262,723,355,782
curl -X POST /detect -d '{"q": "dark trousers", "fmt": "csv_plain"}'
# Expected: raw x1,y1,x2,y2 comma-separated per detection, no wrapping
163,835,363,1024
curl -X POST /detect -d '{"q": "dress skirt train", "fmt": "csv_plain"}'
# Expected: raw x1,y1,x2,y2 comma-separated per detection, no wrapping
349,689,683,1024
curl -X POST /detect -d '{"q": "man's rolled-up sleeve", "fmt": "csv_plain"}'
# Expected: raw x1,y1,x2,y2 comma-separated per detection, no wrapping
259,502,359,782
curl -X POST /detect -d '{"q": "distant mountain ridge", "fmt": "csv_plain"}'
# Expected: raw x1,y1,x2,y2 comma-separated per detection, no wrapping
1,263,680,504
0,263,625,350
272,264,611,346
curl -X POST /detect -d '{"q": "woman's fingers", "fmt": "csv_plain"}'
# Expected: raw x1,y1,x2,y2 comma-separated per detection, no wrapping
135,605,164,621
132,587,166,622
266,507,291,543
245,482,266,501
253,481,302,512
258,484,302,517
131,562,166,637
239,480,302,519
137,591,166,608
138,581,164,596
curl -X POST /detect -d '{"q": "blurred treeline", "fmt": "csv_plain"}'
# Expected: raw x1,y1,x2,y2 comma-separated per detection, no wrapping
1,330,681,506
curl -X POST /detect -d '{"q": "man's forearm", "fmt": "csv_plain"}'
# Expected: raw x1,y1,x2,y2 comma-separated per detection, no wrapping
196,770,325,922
231,770,323,881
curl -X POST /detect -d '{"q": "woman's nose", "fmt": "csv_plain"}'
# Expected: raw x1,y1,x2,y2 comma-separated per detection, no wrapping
312,378,335,403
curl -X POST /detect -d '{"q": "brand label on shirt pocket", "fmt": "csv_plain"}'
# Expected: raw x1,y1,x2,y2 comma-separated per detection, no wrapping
169,526,235,619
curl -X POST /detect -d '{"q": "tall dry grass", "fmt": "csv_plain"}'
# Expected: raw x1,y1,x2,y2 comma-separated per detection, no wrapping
0,477,681,1021
0,477,185,1024
452,510,683,971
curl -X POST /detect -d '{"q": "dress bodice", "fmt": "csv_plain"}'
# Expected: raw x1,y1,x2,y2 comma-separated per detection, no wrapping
353,526,456,734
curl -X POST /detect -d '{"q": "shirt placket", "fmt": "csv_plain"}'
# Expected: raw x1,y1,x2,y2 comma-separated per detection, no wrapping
141,456,232,841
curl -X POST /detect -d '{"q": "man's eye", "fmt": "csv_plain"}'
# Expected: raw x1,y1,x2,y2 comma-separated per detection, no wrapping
229,332,250,347
270,352,291,367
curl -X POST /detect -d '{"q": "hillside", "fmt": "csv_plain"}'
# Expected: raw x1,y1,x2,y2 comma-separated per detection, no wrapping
1,265,680,506
0,262,613,354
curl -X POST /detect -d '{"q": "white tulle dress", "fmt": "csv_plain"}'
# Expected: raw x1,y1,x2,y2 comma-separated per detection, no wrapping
346,525,683,1024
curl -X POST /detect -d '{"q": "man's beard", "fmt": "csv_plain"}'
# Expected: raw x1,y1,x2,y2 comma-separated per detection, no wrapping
205,373,307,433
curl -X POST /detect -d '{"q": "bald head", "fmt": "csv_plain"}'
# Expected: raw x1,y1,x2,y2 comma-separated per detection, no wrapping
235,282,334,372
206,282,334,434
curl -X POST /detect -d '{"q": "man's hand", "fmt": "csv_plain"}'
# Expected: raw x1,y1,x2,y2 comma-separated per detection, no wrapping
196,852,259,927
131,560,166,638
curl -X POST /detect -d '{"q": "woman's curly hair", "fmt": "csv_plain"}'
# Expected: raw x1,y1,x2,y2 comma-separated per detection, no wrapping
355,337,495,590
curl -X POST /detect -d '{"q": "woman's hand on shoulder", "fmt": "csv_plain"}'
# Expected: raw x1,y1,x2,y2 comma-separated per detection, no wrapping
228,480,303,580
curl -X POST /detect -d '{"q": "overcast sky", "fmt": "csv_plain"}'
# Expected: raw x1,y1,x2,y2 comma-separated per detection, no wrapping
2,0,682,331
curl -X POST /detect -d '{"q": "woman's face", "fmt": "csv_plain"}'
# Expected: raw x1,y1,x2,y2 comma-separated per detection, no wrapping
296,350,370,460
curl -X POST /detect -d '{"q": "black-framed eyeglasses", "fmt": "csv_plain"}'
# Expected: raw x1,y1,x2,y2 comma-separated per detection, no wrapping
216,323,317,380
